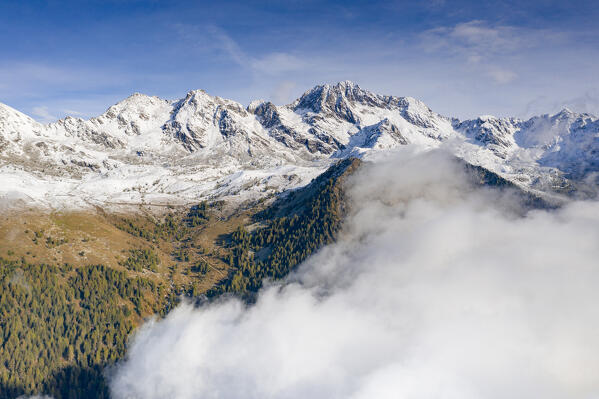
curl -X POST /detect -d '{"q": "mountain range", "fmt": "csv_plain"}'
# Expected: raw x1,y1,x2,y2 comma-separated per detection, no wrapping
1,80,598,210
1,81,598,398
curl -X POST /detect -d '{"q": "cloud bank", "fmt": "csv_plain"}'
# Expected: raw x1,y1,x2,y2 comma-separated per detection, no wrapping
109,150,599,399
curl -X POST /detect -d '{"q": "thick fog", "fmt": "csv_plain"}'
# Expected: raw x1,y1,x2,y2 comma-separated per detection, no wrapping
109,150,599,399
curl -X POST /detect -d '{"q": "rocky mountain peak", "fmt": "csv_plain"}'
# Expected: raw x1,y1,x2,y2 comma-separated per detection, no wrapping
291,81,371,124
1,83,598,211
247,99,267,113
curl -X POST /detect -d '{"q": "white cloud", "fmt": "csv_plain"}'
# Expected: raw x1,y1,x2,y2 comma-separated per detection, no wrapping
202,25,308,76
417,20,565,86
31,106,57,123
109,149,599,399
205,25,247,66
467,54,483,64
62,109,85,117
420,20,553,57
522,89,599,117
560,89,599,115
425,0,446,10
486,67,517,84
449,20,521,52
270,80,298,104
250,53,307,75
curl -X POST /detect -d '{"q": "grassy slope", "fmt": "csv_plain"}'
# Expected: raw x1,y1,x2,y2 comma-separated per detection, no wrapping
0,158,360,397
0,206,243,397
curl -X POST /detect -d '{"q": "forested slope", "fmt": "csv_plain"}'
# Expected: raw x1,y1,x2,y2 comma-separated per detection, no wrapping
0,156,549,398
0,158,361,398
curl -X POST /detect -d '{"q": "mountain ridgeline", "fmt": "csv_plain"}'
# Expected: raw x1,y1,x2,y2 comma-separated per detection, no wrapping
0,81,595,398
1,81,598,212
210,157,361,298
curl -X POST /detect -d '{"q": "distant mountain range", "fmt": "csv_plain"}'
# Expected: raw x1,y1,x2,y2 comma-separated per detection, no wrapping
1,81,598,210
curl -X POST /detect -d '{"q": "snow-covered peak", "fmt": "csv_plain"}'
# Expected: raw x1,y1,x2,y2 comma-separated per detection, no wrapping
1,83,599,211
292,81,372,121
0,102,43,141
247,99,267,113
178,89,245,112
552,107,576,119
0,102,36,123
85,94,172,139
455,115,519,154
336,80,359,88
102,93,169,119
161,89,252,151
515,109,590,149
0,102,40,129
396,96,429,110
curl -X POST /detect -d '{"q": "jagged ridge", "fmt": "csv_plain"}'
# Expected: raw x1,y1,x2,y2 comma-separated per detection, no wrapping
0,81,598,210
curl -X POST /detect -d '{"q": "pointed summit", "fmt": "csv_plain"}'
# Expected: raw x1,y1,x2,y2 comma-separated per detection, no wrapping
332,80,360,91
0,102,42,139
0,81,597,213
552,107,576,120
0,102,39,124
292,81,382,124
103,92,170,122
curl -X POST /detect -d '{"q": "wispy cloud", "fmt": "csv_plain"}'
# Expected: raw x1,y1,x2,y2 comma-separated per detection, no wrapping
270,80,298,104
204,25,247,66
175,24,308,76
167,20,599,117
214,31,307,76
62,109,85,116
250,52,307,75
522,89,599,118
419,20,567,85
171,24,314,103
31,106,57,123
2,12,598,121
420,20,559,55
485,67,517,84
0,61,171,119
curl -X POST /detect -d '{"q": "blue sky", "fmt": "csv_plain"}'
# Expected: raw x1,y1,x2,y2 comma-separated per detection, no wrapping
1,0,598,121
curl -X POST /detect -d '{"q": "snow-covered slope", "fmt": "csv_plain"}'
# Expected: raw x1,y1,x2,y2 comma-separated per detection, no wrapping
1,81,597,211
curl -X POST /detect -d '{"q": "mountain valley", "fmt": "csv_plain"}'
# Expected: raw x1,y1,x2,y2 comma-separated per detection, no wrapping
0,82,598,398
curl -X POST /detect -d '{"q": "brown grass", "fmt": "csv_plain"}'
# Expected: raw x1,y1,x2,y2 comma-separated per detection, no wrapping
0,204,263,296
